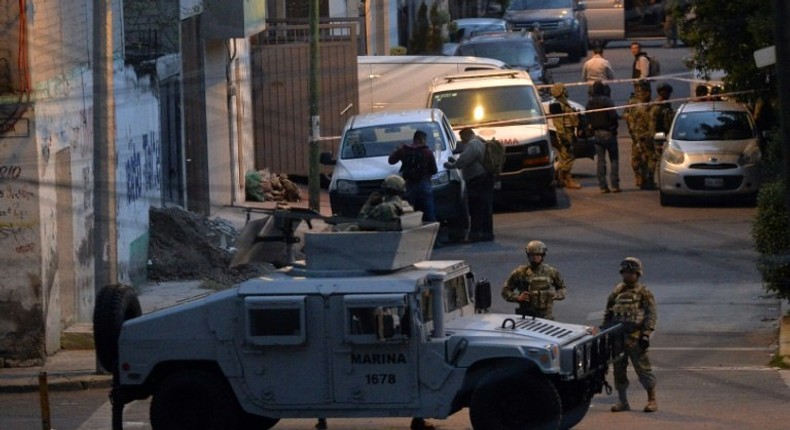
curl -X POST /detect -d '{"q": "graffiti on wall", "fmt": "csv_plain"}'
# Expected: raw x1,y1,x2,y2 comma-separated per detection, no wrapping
0,163,37,254
124,131,161,204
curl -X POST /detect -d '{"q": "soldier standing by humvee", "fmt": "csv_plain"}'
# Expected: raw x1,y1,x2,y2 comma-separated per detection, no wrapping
501,240,567,320
603,257,658,413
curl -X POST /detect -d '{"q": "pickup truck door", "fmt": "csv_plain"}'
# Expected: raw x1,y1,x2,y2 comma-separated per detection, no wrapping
331,294,418,405
584,0,625,41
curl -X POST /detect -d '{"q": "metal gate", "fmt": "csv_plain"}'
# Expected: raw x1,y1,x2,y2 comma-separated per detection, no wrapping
251,23,359,177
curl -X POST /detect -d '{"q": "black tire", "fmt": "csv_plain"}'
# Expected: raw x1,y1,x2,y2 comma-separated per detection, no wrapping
541,185,558,207
241,412,280,430
558,388,592,429
151,369,243,430
470,365,562,430
659,191,676,206
93,284,142,372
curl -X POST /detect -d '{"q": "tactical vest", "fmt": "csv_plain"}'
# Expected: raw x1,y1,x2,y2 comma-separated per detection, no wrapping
610,284,646,330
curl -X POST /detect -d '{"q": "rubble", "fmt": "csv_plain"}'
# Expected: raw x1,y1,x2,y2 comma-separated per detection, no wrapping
147,207,273,286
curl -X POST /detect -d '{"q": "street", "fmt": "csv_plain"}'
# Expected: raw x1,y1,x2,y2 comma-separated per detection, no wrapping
2,41,789,430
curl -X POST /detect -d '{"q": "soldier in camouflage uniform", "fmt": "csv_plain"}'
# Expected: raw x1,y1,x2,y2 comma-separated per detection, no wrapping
501,240,567,320
650,82,675,165
627,80,657,190
603,257,658,413
550,83,582,189
358,175,414,230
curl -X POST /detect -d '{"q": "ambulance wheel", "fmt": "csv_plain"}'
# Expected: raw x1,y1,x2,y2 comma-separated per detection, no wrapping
93,284,141,372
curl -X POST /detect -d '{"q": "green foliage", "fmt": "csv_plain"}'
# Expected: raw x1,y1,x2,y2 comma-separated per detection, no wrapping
752,178,790,301
676,0,775,105
390,46,407,56
426,3,449,53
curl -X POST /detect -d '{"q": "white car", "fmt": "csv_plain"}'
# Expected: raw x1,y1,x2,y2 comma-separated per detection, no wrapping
656,101,762,206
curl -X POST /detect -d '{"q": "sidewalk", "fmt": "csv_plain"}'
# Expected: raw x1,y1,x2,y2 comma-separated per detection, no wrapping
0,280,208,393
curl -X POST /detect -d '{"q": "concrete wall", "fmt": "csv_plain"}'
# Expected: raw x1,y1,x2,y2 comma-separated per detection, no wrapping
0,0,160,363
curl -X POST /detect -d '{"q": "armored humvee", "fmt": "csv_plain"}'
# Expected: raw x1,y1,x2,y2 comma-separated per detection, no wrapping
95,209,621,430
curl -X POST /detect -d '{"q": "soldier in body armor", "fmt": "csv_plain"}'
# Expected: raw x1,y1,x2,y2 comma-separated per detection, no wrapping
603,257,658,413
550,83,583,190
628,80,657,190
501,240,567,320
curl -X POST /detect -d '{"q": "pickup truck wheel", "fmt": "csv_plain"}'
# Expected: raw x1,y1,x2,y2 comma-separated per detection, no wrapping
470,366,562,430
151,369,242,430
93,284,142,372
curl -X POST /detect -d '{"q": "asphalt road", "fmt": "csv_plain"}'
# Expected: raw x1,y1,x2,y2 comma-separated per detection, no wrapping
2,41,788,430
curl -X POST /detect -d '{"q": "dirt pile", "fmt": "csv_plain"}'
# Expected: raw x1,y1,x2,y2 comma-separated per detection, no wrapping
147,207,273,286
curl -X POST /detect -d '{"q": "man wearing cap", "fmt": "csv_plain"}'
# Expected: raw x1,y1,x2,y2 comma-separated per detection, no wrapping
603,257,658,413
501,240,567,320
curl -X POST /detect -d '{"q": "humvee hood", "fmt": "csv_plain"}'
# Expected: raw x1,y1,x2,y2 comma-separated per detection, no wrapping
445,313,592,344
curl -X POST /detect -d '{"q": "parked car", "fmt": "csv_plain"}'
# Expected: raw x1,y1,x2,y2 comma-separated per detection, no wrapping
655,101,762,206
503,0,589,63
454,31,557,85
428,70,557,206
321,108,469,241
443,18,513,55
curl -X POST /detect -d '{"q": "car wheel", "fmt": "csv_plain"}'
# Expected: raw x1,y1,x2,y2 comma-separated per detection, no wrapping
93,284,142,372
241,412,280,430
660,191,677,206
151,369,244,430
470,364,562,430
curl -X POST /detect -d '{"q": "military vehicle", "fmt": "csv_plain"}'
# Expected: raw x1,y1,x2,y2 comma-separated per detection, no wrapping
94,208,621,430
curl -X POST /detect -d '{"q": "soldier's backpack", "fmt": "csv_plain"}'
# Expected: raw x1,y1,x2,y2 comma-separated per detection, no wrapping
646,54,661,77
482,138,506,175
399,147,427,182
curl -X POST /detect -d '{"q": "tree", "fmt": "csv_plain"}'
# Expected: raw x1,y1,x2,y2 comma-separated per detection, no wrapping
676,1,775,105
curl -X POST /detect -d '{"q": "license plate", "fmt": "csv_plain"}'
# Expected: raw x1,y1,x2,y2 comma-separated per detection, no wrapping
704,177,724,188
494,181,502,190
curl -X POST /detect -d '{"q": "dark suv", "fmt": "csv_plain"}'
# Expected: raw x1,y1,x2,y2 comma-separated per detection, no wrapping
454,31,557,85
503,0,589,63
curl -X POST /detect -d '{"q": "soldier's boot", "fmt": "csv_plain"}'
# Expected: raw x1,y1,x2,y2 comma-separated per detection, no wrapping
564,172,582,189
611,389,630,412
644,388,658,412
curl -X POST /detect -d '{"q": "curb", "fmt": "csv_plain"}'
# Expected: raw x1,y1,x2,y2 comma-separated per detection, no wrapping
0,372,112,393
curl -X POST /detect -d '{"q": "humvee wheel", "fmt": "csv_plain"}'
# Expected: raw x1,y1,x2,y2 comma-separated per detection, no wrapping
559,392,592,430
93,284,142,372
470,366,562,430
151,369,243,430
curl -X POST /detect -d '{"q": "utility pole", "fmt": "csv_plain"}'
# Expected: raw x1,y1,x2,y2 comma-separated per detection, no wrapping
308,0,321,212
93,0,117,290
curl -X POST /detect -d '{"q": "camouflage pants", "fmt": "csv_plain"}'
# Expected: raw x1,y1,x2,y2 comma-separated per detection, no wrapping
631,137,657,186
612,338,656,392
556,134,575,175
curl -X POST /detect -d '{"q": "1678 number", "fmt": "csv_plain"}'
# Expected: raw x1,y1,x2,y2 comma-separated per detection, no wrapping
365,373,396,385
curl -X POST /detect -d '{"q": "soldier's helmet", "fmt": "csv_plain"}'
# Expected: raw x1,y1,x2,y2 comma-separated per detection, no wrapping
550,83,567,98
657,82,673,95
619,257,644,276
525,240,548,255
382,175,406,193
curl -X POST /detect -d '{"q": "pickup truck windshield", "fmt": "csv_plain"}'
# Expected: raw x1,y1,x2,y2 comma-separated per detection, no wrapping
508,0,571,10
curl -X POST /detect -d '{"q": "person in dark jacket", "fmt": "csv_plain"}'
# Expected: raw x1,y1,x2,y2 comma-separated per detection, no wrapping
586,80,620,193
388,130,438,222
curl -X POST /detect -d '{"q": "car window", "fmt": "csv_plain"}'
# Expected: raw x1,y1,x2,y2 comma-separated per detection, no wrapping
340,122,445,159
456,40,539,68
430,86,546,127
508,0,572,10
672,111,755,141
